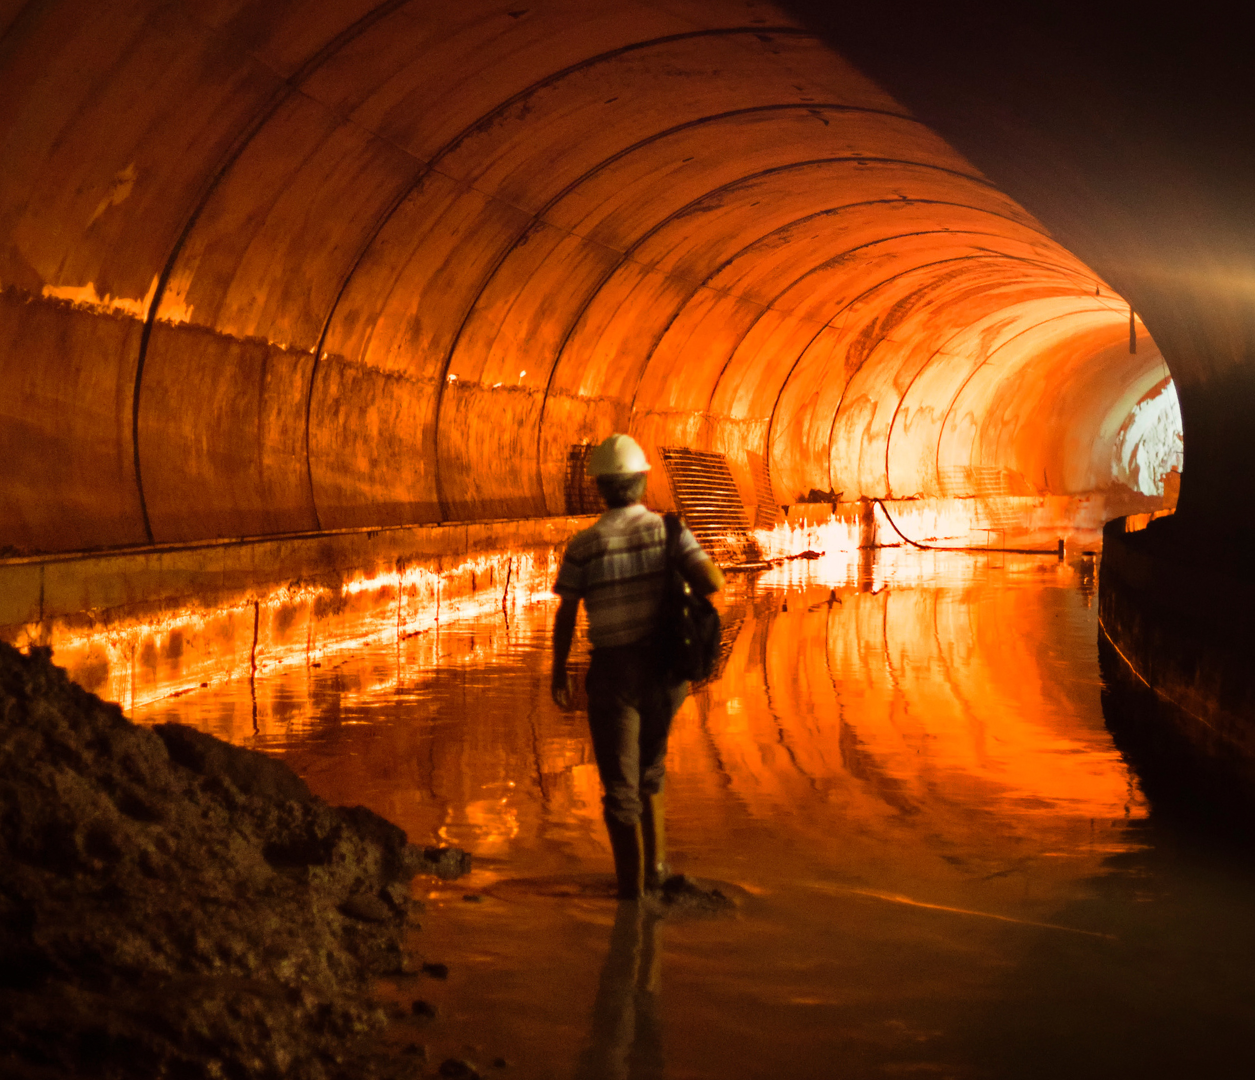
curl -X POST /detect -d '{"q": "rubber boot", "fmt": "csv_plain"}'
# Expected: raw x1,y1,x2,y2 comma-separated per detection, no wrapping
604,816,644,900
641,790,669,891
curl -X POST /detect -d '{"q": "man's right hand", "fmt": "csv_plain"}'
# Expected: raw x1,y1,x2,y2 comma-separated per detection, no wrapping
551,669,574,710
691,555,725,596
552,596,578,710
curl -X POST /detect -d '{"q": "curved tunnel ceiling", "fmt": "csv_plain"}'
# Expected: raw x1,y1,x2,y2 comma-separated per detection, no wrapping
0,0,1166,553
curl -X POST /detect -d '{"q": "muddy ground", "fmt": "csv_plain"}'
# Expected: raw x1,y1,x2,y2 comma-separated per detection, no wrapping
0,641,463,1079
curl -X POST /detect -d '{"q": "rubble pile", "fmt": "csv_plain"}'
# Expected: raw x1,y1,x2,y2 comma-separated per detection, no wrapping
0,642,431,1079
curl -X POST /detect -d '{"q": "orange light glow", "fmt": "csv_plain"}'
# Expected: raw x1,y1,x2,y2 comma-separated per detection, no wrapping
21,548,563,714
1,4,1167,557
132,556,1143,895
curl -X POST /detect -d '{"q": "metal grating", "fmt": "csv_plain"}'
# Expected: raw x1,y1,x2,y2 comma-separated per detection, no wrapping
660,446,761,565
748,450,782,528
564,443,603,516
936,466,1035,499
935,465,1039,533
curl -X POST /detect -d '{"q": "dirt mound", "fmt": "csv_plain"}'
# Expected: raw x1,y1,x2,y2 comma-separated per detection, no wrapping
0,642,438,1079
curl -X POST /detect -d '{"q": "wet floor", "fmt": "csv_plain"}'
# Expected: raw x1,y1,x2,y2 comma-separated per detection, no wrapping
133,548,1255,1079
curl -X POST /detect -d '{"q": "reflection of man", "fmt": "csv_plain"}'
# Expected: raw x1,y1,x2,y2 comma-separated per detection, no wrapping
573,901,664,1080
551,434,724,899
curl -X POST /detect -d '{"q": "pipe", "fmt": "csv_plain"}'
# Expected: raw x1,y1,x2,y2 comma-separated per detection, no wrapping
871,499,1065,556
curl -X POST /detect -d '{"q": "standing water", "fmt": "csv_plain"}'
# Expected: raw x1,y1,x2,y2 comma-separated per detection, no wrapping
133,548,1255,1079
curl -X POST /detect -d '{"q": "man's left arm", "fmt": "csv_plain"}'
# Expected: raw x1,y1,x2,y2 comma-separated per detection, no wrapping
687,556,724,595
676,525,724,595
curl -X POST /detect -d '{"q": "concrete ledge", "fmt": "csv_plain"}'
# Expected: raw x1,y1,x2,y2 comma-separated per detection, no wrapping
0,517,592,713
1098,515,1255,803
0,517,590,629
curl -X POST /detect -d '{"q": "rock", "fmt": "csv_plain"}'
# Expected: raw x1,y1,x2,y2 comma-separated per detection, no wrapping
381,880,415,911
422,846,472,879
462,893,483,903
493,1056,508,1068
154,721,312,804
422,961,450,979
385,954,425,976
439,1059,482,1079
0,641,424,1079
401,1042,428,1059
411,999,438,1019
340,894,395,923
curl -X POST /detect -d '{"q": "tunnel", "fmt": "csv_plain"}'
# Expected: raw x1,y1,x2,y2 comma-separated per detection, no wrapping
0,0,1181,552
3,2,1255,1077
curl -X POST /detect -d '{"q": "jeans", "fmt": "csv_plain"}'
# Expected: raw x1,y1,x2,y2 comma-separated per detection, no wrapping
586,643,688,826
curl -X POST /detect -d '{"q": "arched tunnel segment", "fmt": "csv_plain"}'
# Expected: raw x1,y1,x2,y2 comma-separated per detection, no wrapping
2,2,1253,788
1,0,1165,553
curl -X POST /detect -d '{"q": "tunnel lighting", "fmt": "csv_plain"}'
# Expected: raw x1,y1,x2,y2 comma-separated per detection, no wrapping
1111,379,1183,496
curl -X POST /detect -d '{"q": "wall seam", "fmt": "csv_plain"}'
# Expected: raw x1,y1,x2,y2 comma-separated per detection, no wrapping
930,304,1122,484
698,215,1077,452
128,0,416,544
816,256,1103,496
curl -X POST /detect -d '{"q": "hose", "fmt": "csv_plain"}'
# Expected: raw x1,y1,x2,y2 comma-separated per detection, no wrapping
870,499,1065,556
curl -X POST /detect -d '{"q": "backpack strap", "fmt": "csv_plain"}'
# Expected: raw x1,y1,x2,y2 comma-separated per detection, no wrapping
662,512,680,566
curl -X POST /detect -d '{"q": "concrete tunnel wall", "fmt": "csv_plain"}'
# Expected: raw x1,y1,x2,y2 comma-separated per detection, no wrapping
0,0,1170,557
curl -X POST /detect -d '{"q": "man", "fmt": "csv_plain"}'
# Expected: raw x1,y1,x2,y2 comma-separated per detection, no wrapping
551,434,724,900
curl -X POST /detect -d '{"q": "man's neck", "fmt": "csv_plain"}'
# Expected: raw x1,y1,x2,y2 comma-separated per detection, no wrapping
601,501,646,517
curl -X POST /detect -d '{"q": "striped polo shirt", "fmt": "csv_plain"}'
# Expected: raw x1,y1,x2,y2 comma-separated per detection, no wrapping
554,503,706,649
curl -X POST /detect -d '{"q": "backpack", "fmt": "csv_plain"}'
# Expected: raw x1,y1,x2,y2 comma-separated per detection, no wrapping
656,513,722,684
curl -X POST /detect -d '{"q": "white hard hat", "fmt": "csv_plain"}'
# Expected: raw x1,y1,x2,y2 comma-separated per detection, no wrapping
588,433,651,477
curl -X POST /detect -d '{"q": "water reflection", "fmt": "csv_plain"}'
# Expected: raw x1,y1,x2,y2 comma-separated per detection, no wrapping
130,551,1255,1078
575,903,665,1080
